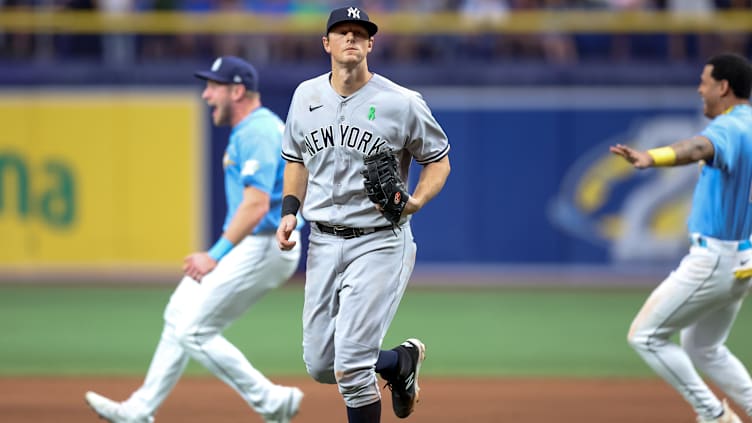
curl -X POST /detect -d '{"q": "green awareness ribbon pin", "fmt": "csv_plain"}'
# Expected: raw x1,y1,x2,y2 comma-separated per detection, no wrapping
368,106,375,121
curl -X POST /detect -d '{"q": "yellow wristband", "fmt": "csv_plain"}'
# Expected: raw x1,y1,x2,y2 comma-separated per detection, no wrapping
647,147,676,166
735,267,752,279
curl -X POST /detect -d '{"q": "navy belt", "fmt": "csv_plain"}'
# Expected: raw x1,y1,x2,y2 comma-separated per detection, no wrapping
315,222,393,239
691,235,751,251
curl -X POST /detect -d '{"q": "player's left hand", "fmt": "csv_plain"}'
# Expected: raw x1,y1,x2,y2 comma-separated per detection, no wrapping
610,144,653,168
374,195,420,217
182,252,217,282
402,196,421,216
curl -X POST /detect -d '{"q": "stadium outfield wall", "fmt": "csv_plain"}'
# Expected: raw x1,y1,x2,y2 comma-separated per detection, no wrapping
0,63,704,284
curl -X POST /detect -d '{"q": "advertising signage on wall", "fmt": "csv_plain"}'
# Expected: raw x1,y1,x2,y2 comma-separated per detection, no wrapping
0,91,205,278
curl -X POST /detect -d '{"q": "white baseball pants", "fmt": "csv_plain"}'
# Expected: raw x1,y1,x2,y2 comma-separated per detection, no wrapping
122,232,300,419
628,234,752,420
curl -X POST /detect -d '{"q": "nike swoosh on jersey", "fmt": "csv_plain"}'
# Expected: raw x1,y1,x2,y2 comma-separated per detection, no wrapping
309,104,323,112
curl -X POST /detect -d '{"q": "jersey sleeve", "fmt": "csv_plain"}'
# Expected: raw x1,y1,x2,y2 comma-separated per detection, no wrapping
403,92,450,165
282,87,305,163
701,115,735,172
237,124,280,195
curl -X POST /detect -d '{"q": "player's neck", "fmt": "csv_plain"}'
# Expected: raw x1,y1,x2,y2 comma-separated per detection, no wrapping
232,100,260,127
715,98,750,117
727,98,751,110
330,64,372,97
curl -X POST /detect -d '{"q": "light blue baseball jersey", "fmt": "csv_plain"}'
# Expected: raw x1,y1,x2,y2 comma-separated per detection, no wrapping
688,103,752,240
222,107,301,234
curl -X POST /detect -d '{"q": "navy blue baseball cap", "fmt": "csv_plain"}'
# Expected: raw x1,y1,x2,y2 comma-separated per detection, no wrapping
194,56,258,92
326,6,378,36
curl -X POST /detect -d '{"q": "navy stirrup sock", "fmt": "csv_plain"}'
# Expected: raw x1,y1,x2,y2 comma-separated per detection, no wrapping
375,349,399,378
346,400,381,423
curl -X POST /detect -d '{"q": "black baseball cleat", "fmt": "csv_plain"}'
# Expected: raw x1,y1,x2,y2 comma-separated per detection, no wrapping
384,338,426,418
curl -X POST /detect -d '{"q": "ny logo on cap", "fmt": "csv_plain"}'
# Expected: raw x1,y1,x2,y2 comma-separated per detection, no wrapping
347,7,360,19
211,58,222,71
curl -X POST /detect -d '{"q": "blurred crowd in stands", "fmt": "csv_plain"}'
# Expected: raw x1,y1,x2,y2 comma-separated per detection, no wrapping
0,0,750,66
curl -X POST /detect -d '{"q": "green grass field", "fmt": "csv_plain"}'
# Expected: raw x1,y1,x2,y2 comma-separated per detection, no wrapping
2,284,751,378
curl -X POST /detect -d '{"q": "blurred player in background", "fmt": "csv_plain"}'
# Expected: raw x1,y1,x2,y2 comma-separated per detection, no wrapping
611,52,752,423
276,6,451,423
85,56,304,423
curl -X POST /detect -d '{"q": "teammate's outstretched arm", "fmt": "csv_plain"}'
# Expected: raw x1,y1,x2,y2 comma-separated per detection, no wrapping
404,155,450,215
277,161,309,250
610,136,715,169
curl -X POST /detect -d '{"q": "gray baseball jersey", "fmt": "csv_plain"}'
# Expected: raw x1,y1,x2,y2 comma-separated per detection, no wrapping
282,72,450,409
282,73,450,228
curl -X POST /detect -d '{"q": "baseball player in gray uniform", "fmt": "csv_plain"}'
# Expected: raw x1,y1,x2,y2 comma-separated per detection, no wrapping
85,56,303,423
275,6,451,423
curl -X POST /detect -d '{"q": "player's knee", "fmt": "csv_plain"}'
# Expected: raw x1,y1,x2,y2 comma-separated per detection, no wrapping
628,325,674,354
306,363,337,384
173,325,214,351
627,327,648,351
627,316,656,348
173,327,197,349
303,351,336,384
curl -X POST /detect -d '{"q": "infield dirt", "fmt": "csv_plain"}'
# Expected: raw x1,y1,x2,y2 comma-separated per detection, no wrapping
0,376,736,422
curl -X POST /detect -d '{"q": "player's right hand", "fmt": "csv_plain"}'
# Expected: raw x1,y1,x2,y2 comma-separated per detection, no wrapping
183,252,217,282
609,144,653,169
276,215,298,251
